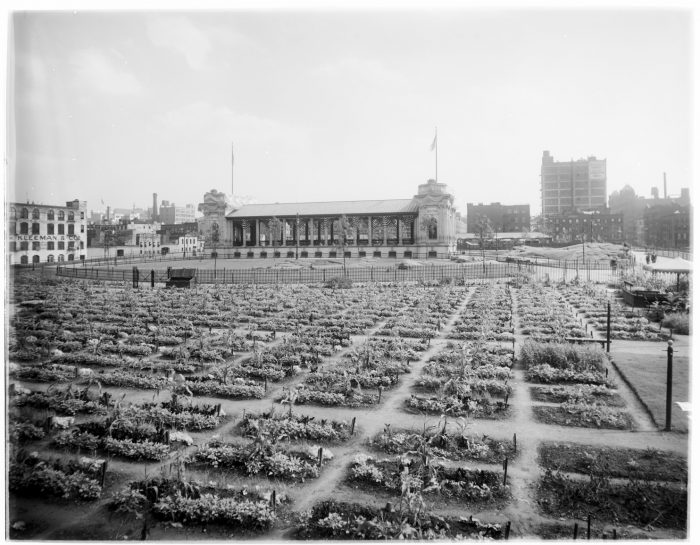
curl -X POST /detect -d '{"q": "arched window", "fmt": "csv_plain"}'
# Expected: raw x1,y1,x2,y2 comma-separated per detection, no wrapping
21,208,29,219
47,210,55,220
32,223,40,235
32,255,40,264
20,222,28,235
68,254,75,261
20,255,28,264
58,210,65,220
57,254,65,262
68,211,75,221
32,208,40,219
47,254,55,262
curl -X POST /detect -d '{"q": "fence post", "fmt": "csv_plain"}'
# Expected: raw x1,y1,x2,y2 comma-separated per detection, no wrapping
665,340,674,431
606,302,611,352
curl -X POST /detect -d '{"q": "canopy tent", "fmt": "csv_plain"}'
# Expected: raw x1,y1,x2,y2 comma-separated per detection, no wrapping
643,257,693,274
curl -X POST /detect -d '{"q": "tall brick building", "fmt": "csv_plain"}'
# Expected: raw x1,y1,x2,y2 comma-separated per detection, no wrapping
466,203,530,233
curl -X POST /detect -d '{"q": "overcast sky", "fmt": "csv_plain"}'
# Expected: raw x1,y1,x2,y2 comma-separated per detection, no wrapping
8,8,692,216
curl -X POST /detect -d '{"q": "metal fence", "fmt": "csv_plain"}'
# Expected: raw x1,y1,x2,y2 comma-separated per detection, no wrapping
55,260,630,286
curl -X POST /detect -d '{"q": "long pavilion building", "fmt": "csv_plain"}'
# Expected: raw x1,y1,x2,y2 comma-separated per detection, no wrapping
226,179,457,258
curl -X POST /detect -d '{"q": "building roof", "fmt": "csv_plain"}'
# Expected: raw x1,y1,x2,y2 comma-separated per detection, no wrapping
227,199,418,219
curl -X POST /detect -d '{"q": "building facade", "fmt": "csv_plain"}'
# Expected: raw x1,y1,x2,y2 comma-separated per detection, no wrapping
159,201,196,224
225,179,457,258
466,202,530,233
8,200,87,264
643,201,692,250
549,211,624,244
541,150,607,217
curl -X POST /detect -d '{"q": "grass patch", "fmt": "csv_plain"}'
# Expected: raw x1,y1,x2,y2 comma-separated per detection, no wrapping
538,442,687,482
611,342,689,433
533,404,633,430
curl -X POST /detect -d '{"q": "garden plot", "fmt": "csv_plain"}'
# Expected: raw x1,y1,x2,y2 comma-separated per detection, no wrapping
521,341,633,430
7,271,688,540
109,476,278,533
449,284,514,342
297,500,506,540
516,284,587,339
377,285,467,339
536,442,687,532
280,337,421,408
407,341,514,418
560,283,662,341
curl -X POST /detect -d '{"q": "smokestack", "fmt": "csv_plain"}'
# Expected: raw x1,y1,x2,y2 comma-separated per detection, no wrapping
663,172,667,199
106,206,110,222
153,193,158,222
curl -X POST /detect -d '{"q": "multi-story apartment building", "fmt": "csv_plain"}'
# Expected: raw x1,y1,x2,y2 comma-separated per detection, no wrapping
549,210,624,244
541,150,607,217
466,202,530,233
643,201,692,250
7,199,87,264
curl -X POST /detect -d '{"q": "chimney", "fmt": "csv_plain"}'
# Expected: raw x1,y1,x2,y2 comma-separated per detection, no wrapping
663,172,667,199
153,193,158,222
106,206,110,222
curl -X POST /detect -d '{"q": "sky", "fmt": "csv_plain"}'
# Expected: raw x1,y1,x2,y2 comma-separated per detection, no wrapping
7,7,694,217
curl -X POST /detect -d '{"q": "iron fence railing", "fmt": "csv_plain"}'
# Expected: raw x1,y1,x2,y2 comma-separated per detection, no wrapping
54,260,640,286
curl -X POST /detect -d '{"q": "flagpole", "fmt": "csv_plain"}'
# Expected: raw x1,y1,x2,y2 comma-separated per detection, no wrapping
434,127,438,182
231,143,234,197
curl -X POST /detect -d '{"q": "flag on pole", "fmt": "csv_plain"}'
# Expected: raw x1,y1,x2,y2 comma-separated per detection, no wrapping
232,143,235,165
430,130,437,151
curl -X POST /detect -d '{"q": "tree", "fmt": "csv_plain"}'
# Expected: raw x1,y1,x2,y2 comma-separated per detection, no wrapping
334,215,353,276
268,217,282,258
476,215,494,271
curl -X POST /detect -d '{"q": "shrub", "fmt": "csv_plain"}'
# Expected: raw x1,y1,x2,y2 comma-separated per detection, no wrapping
324,276,353,289
662,312,690,335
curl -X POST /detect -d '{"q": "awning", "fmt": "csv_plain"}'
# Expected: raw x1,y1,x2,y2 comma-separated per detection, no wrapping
643,257,693,274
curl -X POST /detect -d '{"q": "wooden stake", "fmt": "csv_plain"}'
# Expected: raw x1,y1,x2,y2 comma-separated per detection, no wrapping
505,521,511,540
513,433,517,452
587,514,591,539
573,523,579,539
318,447,323,466
503,458,508,486
100,460,108,487
351,417,356,435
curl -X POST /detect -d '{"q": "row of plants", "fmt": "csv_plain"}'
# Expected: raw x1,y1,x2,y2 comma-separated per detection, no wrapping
110,476,277,531
516,284,587,339
559,283,662,340
449,284,514,342
298,500,505,540
9,450,104,501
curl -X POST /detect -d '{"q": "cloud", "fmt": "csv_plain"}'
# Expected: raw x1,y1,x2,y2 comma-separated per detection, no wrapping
160,101,307,148
147,15,213,70
316,56,406,88
70,49,142,96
